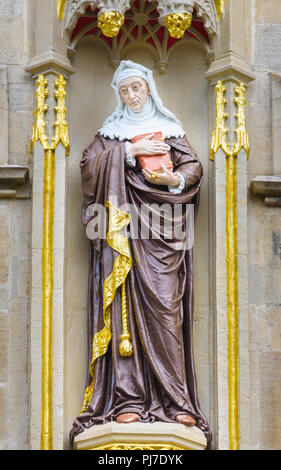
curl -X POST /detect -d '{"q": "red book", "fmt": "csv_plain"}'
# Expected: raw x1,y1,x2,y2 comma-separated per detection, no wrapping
131,131,173,172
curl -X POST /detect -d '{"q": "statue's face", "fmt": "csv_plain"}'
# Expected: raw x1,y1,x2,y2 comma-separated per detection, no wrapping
118,77,150,111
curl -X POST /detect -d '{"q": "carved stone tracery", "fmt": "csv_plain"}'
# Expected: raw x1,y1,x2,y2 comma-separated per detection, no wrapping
63,0,218,35
67,1,213,72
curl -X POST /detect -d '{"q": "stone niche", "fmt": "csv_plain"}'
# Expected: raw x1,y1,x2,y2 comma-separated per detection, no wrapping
61,0,215,447
64,35,213,446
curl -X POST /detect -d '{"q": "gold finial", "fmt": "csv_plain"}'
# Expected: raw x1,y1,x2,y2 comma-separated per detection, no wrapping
164,12,192,39
97,11,124,37
209,80,230,160
51,74,70,155
232,83,250,159
57,0,67,21
30,74,49,152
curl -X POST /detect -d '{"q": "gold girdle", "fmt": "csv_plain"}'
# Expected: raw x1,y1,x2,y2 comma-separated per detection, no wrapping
80,201,133,414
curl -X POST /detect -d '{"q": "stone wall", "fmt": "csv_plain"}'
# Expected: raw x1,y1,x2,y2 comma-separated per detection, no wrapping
0,0,34,450
247,0,281,450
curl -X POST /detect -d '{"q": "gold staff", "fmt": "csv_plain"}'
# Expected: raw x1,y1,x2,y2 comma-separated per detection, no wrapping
210,80,249,450
30,74,70,450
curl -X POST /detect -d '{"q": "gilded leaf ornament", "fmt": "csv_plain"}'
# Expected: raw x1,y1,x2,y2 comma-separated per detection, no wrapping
57,0,67,20
52,74,70,155
97,11,125,37
232,83,250,159
30,75,49,152
209,80,230,161
164,12,192,39
214,0,224,20
94,443,185,450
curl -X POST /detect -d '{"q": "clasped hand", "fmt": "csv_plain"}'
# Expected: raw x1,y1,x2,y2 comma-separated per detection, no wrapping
127,134,180,188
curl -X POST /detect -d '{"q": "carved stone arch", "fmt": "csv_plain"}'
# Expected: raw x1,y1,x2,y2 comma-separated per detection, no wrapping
73,32,113,57
63,1,97,34
166,34,210,64
63,0,219,38
66,0,214,73
193,0,218,36
122,39,160,63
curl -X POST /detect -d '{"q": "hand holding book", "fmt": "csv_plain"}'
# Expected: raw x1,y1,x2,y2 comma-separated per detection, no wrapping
142,164,180,188
127,132,179,188
128,133,171,158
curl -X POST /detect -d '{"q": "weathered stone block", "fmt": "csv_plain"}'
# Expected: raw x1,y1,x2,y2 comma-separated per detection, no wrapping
0,384,8,439
0,65,8,166
258,352,281,449
0,287,8,310
0,0,23,17
10,202,31,257
0,17,25,65
8,110,33,165
7,65,32,84
8,298,29,447
255,0,281,24
258,306,281,352
0,205,10,285
0,310,8,382
8,84,33,112
255,24,281,72
11,256,30,298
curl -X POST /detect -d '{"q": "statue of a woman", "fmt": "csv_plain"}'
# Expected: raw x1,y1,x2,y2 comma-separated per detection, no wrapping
70,60,211,446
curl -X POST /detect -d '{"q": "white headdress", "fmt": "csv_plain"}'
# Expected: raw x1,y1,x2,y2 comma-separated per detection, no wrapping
99,60,185,141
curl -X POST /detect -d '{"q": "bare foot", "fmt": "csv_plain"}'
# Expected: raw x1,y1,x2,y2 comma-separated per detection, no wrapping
116,413,140,424
175,414,196,427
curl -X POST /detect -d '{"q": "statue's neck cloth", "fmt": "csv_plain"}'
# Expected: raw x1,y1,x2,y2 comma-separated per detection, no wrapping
99,60,185,141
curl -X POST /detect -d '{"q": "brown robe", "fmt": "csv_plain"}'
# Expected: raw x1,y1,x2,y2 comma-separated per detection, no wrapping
69,133,211,446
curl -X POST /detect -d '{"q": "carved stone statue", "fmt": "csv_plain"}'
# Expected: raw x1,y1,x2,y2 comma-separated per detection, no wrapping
70,60,211,446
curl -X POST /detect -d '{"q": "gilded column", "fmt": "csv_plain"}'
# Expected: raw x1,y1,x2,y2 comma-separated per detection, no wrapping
26,0,74,451
30,74,70,450
209,80,250,450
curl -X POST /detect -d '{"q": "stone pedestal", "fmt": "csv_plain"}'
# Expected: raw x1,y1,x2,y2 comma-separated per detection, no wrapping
73,423,207,450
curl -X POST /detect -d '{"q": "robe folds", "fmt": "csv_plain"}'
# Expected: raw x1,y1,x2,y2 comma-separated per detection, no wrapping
70,133,211,446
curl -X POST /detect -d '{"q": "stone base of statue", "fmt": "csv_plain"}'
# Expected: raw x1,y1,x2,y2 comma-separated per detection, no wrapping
73,422,207,450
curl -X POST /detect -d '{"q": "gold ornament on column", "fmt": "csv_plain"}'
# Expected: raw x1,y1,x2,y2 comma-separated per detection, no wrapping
97,11,125,37
164,12,192,39
232,83,250,158
225,148,239,451
214,0,224,21
209,80,250,451
209,80,230,160
30,75,49,152
30,73,70,450
226,82,249,451
57,0,67,21
52,74,70,155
